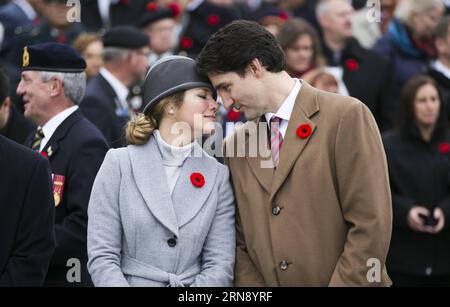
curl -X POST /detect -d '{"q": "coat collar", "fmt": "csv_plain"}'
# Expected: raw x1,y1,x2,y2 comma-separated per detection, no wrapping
41,109,83,158
240,81,319,198
128,136,218,237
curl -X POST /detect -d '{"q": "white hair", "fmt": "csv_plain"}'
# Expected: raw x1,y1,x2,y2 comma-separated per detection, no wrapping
316,0,348,18
102,46,131,64
395,0,444,25
40,71,87,105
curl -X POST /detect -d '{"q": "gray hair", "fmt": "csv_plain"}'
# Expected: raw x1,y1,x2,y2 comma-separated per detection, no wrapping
102,46,131,63
40,71,86,105
316,0,349,18
395,0,444,26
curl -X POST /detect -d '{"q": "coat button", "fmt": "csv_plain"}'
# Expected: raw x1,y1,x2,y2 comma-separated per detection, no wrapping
279,260,289,271
272,206,281,216
167,237,177,247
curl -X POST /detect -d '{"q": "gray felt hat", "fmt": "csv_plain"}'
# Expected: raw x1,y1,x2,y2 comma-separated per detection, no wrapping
142,55,216,113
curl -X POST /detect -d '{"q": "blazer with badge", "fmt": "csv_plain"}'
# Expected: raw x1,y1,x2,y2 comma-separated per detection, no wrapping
224,81,393,286
25,109,109,286
0,135,55,286
87,136,235,287
80,73,129,148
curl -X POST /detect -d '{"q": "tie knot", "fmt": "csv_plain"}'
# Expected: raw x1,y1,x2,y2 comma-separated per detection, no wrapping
270,116,282,123
36,128,44,137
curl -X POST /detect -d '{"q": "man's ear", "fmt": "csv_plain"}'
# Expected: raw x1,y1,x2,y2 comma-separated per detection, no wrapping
249,58,264,78
49,77,64,97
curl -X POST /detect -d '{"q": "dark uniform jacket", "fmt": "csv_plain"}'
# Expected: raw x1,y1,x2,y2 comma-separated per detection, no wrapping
25,109,109,286
80,73,129,148
0,135,55,286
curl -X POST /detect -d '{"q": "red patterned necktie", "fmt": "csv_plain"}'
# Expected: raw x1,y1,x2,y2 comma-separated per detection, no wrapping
270,116,283,167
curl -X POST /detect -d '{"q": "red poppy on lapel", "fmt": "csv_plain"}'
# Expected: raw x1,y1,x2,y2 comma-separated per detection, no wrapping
190,173,205,188
146,2,157,11
439,142,450,154
227,109,240,121
345,58,359,72
207,14,220,26
40,151,48,159
168,2,181,17
296,124,312,139
279,11,289,21
180,37,193,49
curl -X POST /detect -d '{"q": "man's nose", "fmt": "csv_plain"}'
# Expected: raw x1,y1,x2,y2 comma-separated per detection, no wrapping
16,81,24,96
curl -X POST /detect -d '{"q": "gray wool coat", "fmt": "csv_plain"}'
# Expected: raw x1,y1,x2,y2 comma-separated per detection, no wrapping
87,136,235,287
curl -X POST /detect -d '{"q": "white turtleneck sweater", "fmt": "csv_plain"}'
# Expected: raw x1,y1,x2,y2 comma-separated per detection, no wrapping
153,130,194,195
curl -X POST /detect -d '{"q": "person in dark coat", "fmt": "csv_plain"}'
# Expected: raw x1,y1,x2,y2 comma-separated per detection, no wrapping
0,69,35,144
0,134,55,287
428,16,450,122
383,75,450,287
16,43,109,286
80,0,150,33
317,0,395,131
80,26,149,148
373,0,444,94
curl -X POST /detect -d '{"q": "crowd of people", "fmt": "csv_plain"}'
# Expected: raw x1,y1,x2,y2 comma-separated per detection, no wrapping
1,0,450,287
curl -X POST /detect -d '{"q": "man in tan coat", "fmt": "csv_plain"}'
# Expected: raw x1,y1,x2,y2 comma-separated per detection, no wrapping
198,20,392,286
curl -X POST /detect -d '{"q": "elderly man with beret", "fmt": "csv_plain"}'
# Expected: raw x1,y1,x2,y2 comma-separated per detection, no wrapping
80,26,150,148
17,42,109,286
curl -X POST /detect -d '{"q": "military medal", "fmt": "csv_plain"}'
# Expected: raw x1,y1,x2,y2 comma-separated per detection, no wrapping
52,174,65,207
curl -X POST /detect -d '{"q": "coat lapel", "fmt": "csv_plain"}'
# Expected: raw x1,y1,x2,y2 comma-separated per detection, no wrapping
269,81,320,202
128,137,179,237
171,143,218,228
41,110,83,159
244,119,274,194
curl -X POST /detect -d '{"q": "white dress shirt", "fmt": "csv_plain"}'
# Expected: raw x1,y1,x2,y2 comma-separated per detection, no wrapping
39,106,79,151
99,67,129,110
432,60,450,80
264,79,302,139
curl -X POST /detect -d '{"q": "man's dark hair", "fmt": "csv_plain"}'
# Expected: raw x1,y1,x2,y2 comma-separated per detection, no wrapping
0,69,10,107
434,16,450,40
198,20,286,77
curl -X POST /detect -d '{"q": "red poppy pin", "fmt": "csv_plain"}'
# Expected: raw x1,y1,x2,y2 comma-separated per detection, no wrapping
227,109,240,121
190,173,205,188
146,2,157,11
168,2,181,17
279,11,289,21
180,37,193,49
345,59,359,72
40,151,48,159
296,124,312,139
439,142,450,154
206,14,220,26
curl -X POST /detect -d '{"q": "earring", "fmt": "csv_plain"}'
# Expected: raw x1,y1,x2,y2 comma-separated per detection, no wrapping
169,109,175,115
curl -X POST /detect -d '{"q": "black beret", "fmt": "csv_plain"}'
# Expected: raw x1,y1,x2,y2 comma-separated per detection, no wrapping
21,42,86,73
143,55,216,113
103,26,149,49
137,2,180,28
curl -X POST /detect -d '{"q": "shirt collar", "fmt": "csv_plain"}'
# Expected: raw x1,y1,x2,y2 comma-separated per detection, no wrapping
41,106,78,144
432,60,450,81
265,79,302,124
100,67,129,104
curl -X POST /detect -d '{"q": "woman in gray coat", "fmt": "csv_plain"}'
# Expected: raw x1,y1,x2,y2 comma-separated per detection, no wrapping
87,56,235,287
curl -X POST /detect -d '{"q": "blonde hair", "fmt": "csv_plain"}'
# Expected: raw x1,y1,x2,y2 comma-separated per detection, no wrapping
125,92,184,145
395,0,444,27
